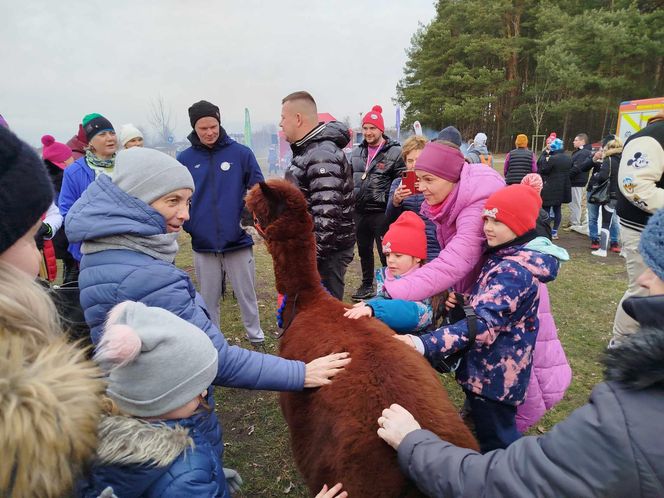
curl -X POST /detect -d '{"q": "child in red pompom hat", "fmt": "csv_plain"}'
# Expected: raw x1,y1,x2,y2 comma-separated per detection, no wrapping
344,211,433,334
394,183,569,452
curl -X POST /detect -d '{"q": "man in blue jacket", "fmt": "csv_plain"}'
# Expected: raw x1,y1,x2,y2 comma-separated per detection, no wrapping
177,100,265,347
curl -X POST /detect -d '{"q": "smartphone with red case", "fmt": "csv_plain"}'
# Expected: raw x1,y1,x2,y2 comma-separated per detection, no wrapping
401,170,417,192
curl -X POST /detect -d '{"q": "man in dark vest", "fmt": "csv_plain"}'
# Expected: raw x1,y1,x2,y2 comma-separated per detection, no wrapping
503,134,536,185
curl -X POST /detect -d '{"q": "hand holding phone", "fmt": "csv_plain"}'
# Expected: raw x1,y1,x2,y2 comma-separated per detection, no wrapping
401,170,417,193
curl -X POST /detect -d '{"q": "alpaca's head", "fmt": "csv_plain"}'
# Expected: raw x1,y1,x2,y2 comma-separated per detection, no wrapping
245,179,314,246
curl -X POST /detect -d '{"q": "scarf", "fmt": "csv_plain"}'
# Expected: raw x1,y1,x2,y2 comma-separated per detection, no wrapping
86,149,116,178
82,232,179,263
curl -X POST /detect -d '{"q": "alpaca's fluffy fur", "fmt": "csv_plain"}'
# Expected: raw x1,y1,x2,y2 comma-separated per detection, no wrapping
246,179,479,498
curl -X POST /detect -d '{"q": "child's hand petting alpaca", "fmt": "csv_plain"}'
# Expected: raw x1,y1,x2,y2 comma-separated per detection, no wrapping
316,483,348,498
304,352,351,388
343,301,373,319
377,403,422,450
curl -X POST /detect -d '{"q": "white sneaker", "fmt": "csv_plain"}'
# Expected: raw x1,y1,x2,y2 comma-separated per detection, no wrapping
591,248,607,257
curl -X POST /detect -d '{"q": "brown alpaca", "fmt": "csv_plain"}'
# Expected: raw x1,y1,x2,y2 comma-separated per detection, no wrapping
246,179,478,498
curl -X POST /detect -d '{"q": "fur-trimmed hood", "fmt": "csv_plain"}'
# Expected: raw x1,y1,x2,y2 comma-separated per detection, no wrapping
0,332,103,498
605,323,664,390
96,415,193,467
78,416,198,497
605,295,664,389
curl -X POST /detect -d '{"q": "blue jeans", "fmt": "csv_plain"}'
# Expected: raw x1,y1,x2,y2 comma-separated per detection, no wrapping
587,192,619,243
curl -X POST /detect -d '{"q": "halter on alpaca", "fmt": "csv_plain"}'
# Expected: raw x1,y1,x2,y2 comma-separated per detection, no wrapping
246,179,478,498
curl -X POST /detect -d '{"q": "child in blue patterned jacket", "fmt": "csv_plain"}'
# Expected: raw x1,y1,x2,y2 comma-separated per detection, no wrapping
344,211,433,334
396,183,568,453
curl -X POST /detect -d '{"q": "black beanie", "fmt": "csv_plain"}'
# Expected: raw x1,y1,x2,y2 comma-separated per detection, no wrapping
0,127,54,254
82,113,115,142
188,100,221,128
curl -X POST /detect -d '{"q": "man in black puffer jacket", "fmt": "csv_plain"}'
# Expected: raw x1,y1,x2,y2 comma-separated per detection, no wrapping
280,91,355,300
568,133,594,228
350,105,405,300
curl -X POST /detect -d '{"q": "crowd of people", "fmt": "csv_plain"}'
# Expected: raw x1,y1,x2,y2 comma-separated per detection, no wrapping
1,99,663,497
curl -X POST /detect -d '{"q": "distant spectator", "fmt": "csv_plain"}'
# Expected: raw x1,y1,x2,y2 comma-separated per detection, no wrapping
568,133,594,229
504,134,536,185
118,123,144,149
59,113,117,263
591,135,622,257
66,123,89,160
350,105,405,300
465,132,493,167
538,138,572,239
41,134,77,282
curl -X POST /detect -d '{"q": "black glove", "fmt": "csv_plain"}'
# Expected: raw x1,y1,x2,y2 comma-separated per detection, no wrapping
38,222,53,239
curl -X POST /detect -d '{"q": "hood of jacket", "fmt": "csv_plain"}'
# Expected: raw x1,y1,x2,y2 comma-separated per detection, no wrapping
1,332,102,498
467,144,489,156
96,416,193,467
83,416,194,496
66,174,168,243
524,236,570,261
497,242,560,284
605,317,664,389
292,121,351,153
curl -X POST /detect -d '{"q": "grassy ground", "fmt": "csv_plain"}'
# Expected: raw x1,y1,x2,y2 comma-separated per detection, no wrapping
174,194,627,496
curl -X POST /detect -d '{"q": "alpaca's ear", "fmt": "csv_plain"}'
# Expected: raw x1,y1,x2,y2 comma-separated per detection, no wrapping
259,182,287,222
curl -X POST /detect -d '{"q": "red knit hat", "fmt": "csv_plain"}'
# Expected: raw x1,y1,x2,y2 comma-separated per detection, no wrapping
483,184,542,236
382,212,427,260
41,135,73,169
362,105,385,132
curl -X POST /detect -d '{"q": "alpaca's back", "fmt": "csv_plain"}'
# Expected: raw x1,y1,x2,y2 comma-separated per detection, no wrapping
279,296,478,498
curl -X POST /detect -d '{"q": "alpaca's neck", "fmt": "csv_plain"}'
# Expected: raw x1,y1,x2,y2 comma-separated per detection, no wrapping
270,235,322,296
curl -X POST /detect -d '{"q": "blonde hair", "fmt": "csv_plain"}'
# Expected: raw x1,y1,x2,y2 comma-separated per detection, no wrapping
0,261,104,497
0,262,62,353
401,135,428,161
604,137,624,157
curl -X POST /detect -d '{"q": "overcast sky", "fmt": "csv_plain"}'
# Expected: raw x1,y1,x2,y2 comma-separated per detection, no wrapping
1,1,436,146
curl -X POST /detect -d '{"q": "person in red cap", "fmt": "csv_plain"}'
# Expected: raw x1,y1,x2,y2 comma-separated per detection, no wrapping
395,183,569,452
344,211,433,334
41,134,77,282
350,105,405,301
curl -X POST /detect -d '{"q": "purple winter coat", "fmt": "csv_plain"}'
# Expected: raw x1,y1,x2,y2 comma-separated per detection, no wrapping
383,163,505,300
516,282,572,432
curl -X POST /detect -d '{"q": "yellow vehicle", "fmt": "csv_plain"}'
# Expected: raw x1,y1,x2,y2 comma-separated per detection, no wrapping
617,97,664,142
